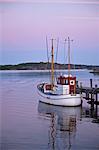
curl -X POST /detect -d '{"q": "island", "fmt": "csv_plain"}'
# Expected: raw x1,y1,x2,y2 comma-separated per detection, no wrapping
0,62,99,73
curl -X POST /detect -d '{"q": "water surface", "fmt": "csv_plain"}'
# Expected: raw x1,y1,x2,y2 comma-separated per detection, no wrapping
0,70,99,150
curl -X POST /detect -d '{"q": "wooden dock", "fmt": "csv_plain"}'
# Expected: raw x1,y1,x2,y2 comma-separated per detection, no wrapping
76,79,99,122
76,79,99,105
79,86,99,93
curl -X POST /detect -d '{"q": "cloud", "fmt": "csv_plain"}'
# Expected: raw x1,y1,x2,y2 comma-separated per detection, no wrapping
1,0,99,5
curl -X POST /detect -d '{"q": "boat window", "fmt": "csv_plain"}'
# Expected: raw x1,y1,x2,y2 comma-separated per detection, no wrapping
65,79,68,85
62,79,65,85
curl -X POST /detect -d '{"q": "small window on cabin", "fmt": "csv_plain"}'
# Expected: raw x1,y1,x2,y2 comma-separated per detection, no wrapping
65,79,68,85
62,79,65,85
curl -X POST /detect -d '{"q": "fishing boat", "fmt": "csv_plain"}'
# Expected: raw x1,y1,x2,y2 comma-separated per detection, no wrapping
37,37,81,106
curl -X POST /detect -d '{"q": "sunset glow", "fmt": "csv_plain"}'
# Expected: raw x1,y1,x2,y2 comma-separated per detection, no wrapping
0,0,99,64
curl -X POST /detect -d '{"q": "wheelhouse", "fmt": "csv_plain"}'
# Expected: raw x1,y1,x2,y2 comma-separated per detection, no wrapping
57,75,76,95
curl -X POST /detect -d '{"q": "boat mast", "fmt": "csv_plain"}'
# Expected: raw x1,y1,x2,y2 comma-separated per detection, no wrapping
51,39,54,90
68,37,73,77
68,37,71,77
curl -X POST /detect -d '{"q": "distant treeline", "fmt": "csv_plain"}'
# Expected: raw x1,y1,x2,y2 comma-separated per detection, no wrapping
0,62,99,72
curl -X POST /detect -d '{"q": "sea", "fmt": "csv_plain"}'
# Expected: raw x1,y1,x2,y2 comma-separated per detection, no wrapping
0,69,99,150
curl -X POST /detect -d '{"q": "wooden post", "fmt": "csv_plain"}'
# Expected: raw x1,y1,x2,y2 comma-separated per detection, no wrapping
95,84,98,103
80,82,82,94
90,79,93,101
90,79,94,112
90,83,94,118
91,91,94,111
86,91,89,100
90,79,92,88
95,84,98,118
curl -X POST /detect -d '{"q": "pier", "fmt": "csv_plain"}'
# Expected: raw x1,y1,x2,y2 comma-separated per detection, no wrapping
76,79,99,122
76,79,99,106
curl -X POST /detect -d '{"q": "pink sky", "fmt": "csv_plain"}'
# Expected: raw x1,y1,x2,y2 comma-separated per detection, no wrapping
0,0,99,64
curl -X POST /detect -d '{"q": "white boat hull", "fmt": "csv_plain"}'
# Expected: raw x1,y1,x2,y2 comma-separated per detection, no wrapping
37,84,82,107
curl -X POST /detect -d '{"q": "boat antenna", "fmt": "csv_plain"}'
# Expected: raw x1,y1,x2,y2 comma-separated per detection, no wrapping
51,38,54,90
68,37,73,77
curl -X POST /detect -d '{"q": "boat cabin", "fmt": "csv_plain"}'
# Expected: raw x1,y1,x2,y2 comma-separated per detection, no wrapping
56,75,76,95
43,74,76,95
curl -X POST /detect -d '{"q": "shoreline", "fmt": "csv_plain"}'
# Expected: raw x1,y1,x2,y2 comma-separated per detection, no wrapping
0,69,88,73
0,62,99,71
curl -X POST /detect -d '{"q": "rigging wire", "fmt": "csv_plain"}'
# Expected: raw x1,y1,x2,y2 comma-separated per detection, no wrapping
46,36,49,63
46,36,51,82
55,38,59,63
64,39,67,66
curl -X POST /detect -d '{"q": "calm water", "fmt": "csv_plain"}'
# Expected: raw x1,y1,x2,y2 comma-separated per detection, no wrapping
0,70,99,150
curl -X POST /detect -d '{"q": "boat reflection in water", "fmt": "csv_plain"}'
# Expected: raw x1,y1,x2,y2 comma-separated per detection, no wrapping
38,102,82,150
